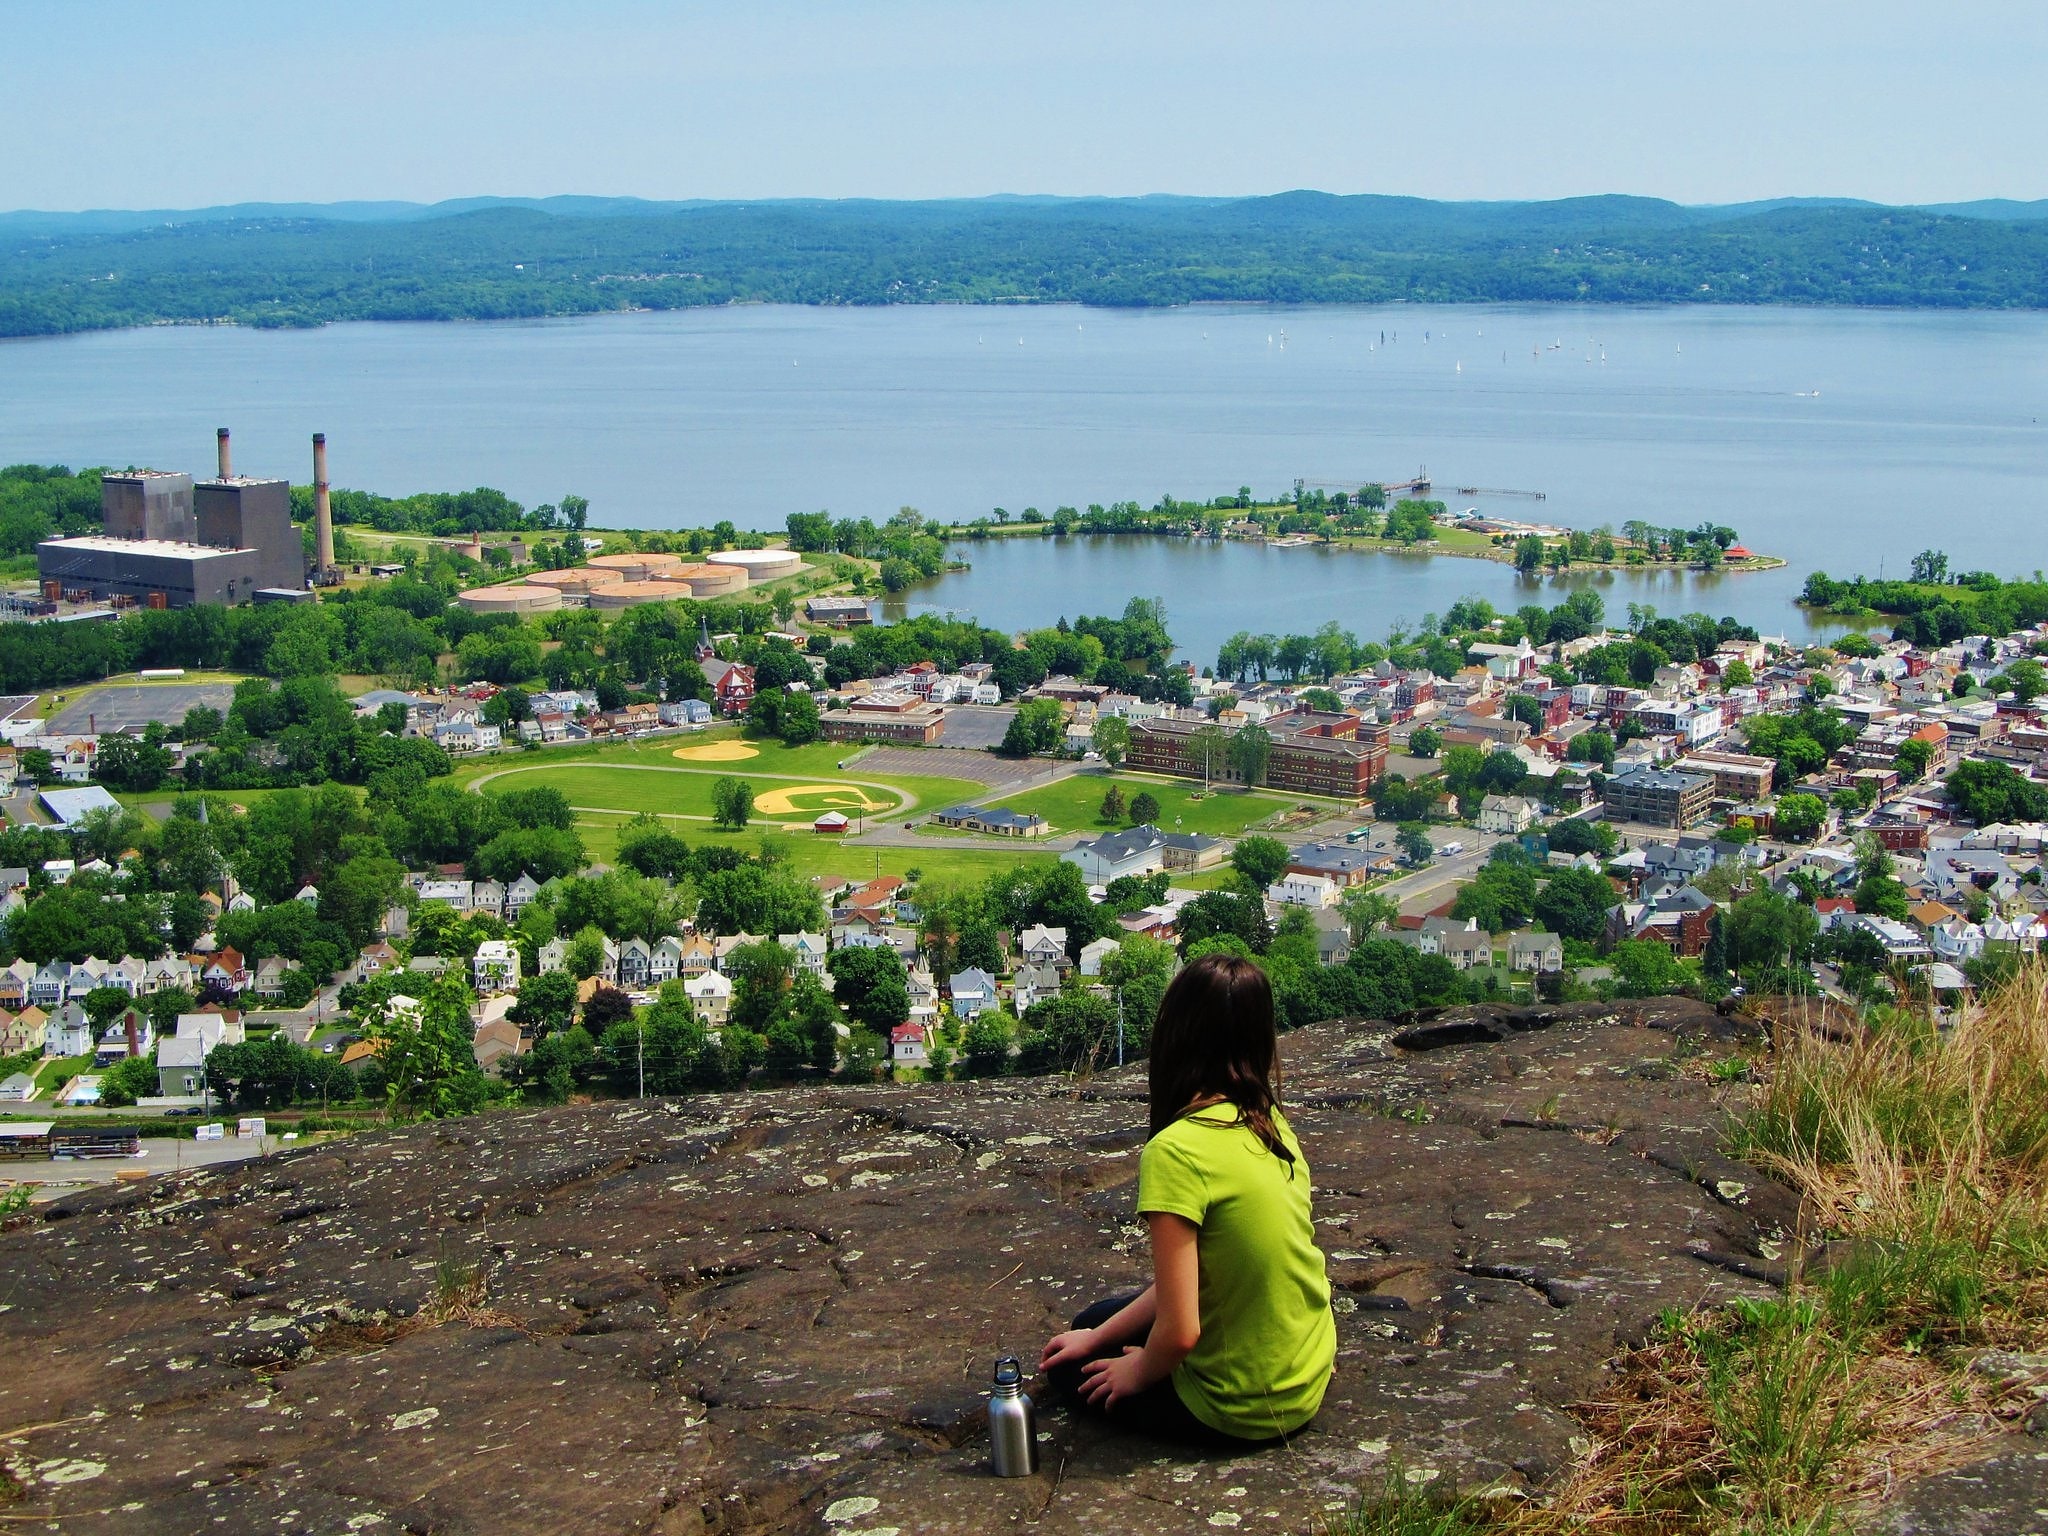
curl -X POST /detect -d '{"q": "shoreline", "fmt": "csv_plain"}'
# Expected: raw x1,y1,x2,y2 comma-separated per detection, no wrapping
940,521,1785,576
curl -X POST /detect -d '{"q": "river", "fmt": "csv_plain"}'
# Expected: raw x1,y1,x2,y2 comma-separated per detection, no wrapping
2,302,2043,662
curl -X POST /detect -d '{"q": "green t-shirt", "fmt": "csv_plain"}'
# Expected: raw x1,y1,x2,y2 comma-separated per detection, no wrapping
1136,1104,1336,1439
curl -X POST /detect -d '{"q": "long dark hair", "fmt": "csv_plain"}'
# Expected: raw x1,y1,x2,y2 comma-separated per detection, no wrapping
1147,954,1295,1172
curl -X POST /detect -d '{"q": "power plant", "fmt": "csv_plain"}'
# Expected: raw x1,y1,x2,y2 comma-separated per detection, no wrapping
36,428,325,609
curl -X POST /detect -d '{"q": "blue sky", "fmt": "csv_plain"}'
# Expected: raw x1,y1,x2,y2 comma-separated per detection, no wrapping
3,0,2042,210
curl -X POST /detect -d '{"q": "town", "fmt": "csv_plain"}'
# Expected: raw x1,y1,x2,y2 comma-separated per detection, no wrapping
0,447,2040,1190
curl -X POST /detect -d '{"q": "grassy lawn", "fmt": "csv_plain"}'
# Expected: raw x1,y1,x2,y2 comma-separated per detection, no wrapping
34,1054,92,1095
472,759,987,825
576,814,1046,889
984,771,1290,838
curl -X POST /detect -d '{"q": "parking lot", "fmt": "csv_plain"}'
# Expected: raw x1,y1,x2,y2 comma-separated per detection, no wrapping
934,704,1017,751
46,682,235,736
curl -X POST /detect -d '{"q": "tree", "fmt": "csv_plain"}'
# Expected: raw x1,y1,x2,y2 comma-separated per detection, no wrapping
508,970,579,1037
1176,890,1270,954
1512,534,1545,573
1228,724,1272,787
1129,791,1161,827
826,944,911,1034
1099,784,1127,824
1999,658,2047,706
1533,868,1616,943
361,974,492,1119
1726,890,1820,976
1091,714,1130,769
777,689,822,746
998,698,1066,758
1610,939,1689,998
1407,726,1442,758
1773,793,1828,843
960,1012,1014,1077
712,777,754,829
1337,888,1397,943
1949,758,2048,825
1547,817,1617,858
1229,835,1291,891
1396,823,1435,865
1893,738,1934,783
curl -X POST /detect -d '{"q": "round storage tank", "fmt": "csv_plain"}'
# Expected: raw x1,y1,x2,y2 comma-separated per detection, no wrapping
458,584,564,615
524,568,608,594
710,549,803,581
671,562,750,597
586,551,683,582
589,579,691,611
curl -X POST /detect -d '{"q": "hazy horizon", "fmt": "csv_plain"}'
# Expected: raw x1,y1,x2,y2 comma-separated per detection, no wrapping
5,1,2042,213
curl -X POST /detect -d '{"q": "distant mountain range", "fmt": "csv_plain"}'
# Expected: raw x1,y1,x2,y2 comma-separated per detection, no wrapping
3,192,2046,336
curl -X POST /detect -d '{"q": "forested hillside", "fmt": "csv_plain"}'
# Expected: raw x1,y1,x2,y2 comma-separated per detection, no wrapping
4,192,2047,336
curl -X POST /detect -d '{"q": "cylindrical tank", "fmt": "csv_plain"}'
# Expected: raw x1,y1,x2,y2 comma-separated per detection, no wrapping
669,562,750,597
589,579,691,610
523,568,608,594
708,549,802,582
457,584,564,615
585,551,684,582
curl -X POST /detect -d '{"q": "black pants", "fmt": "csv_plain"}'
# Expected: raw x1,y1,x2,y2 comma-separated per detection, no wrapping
1044,1293,1275,1449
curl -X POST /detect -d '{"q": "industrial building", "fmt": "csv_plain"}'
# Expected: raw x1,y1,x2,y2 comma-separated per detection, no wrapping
1602,767,1716,830
35,429,311,609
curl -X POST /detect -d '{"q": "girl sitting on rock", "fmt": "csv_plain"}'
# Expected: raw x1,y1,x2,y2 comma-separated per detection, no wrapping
1039,953,1336,1445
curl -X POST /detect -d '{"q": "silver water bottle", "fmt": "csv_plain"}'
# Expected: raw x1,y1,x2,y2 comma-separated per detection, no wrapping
987,1356,1038,1477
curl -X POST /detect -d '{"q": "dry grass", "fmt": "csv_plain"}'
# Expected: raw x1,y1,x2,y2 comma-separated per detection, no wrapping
1335,968,2048,1536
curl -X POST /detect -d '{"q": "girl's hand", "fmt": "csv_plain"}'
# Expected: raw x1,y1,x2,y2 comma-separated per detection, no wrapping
1040,1327,1099,1372
1079,1346,1151,1409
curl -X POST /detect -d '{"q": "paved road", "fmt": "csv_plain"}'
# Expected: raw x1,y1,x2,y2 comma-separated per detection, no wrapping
2,1133,283,1197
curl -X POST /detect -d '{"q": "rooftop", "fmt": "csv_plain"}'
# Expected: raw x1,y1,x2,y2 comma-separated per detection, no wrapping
39,535,250,559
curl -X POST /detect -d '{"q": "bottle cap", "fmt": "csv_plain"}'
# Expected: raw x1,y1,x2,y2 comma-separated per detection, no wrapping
992,1356,1022,1387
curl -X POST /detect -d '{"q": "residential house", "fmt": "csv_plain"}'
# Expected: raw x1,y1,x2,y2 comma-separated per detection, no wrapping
0,959,32,1011
536,936,569,976
1507,931,1565,974
0,1072,34,1102
472,1016,526,1076
890,1020,933,1067
44,1002,94,1058
1605,884,1718,956
905,968,940,1022
650,936,685,985
92,1008,152,1065
470,880,507,919
1415,918,1495,971
616,938,653,989
472,940,521,995
417,878,475,912
1017,924,1069,968
251,956,299,1001
1478,795,1539,836
779,932,829,977
1010,962,1062,1015
504,873,544,922
1077,936,1121,976
355,940,400,979
684,969,733,1027
295,883,320,906
947,967,997,1018
713,934,765,973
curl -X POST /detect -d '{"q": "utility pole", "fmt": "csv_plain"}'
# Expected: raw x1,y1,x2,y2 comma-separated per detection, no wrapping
1115,988,1126,1069
637,1026,645,1100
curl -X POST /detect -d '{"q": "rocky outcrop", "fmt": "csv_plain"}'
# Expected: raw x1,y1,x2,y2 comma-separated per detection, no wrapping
0,1001,1796,1534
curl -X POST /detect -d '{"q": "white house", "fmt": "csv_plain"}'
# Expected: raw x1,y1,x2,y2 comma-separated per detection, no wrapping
1268,872,1340,910
473,940,521,995
1077,936,1121,976
1017,925,1068,968
1478,795,1538,836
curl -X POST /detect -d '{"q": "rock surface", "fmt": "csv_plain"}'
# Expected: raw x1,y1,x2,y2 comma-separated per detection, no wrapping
0,1001,1819,1533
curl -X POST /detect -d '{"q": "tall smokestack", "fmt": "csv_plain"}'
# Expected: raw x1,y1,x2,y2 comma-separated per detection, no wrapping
312,432,335,576
216,427,232,479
